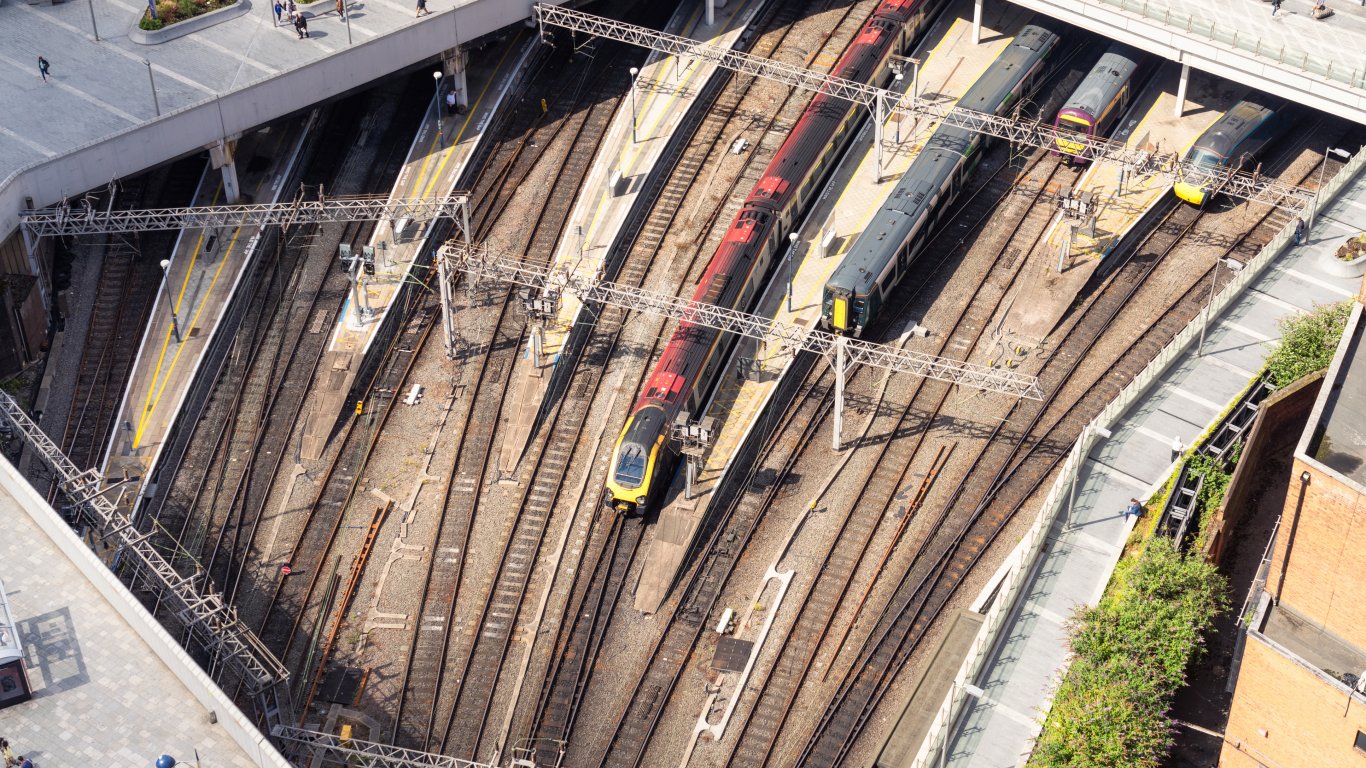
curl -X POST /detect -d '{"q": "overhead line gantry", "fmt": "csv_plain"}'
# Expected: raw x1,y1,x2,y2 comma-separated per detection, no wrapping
439,242,1044,451
533,3,1316,213
19,194,470,237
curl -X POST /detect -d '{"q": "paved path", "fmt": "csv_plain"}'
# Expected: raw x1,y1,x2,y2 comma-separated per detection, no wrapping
0,457,284,767
944,174,1366,765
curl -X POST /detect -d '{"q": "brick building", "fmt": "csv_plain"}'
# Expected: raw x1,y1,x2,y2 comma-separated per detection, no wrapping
1221,292,1366,767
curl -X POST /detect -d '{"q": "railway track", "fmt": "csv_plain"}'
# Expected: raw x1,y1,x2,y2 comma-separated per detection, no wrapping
791,120,1355,766
722,149,1073,767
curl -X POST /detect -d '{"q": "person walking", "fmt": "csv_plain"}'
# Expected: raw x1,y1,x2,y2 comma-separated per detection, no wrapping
294,13,309,38
1295,217,1305,245
1272,0,1282,16
273,0,283,22
334,0,345,18
415,0,429,16
2,738,16,767
445,89,458,115
37,56,50,82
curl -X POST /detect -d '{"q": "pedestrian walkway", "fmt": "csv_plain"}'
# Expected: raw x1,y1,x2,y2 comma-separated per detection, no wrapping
0,0,540,238
1010,0,1366,123
495,0,765,478
634,0,1035,614
104,122,308,488
299,36,528,459
937,161,1366,767
0,457,288,767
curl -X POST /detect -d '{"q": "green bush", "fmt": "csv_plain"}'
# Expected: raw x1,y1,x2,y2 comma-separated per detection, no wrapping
1029,539,1227,768
138,16,165,29
1265,301,1353,387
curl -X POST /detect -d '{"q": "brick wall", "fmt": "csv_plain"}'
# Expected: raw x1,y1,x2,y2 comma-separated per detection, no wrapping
1222,634,1366,767
1266,457,1366,649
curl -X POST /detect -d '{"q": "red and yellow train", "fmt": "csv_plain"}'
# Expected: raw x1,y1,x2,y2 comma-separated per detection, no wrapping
604,0,936,514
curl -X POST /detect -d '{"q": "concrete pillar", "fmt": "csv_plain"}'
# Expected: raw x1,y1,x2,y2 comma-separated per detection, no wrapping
1175,63,1189,118
446,48,469,110
208,139,240,204
706,0,714,26
972,0,982,44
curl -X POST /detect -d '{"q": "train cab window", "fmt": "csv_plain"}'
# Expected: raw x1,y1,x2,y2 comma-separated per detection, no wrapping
614,446,648,486
1187,148,1224,169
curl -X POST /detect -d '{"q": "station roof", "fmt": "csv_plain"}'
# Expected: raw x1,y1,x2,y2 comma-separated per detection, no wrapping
0,456,283,768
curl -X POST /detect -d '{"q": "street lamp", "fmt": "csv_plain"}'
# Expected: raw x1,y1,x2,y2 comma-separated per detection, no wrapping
1310,146,1353,233
1198,257,1244,354
143,59,160,117
629,66,640,143
432,70,444,142
893,72,904,144
785,231,799,312
158,259,182,344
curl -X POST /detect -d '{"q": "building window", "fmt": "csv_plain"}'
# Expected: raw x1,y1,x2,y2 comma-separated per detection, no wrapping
1355,730,1366,753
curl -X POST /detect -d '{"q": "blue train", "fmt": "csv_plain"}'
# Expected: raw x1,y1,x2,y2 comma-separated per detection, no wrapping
1173,95,1290,205
822,20,1065,334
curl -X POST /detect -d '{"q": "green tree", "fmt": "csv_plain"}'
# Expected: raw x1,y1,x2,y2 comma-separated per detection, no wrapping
1265,301,1353,386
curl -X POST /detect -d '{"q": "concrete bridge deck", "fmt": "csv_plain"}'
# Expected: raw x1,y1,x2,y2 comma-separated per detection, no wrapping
0,0,558,239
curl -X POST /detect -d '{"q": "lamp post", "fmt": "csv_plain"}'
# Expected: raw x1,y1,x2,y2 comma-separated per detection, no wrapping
159,259,182,343
893,72,904,144
432,70,444,142
342,0,352,45
87,0,100,40
1311,146,1353,233
629,66,640,143
1198,257,1244,354
785,232,799,312
143,59,160,117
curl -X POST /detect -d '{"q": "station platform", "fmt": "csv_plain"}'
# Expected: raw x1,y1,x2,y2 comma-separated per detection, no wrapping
0,0,554,240
1002,64,1243,343
496,0,764,478
0,457,288,767
939,153,1366,767
104,122,308,489
299,36,530,460
634,1,1035,613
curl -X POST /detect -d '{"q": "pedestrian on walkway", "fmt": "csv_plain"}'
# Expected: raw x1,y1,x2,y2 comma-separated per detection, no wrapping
1123,498,1144,520
415,0,429,16
287,0,297,17
1272,0,1282,16
14,758,29,768
37,56,49,82
445,89,458,115
294,13,309,38
273,0,283,22
1295,217,1305,245
2,738,16,767
335,0,345,18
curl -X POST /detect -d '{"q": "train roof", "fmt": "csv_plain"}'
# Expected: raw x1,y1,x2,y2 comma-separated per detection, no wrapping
957,22,1063,114
1059,43,1144,118
1189,96,1283,159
